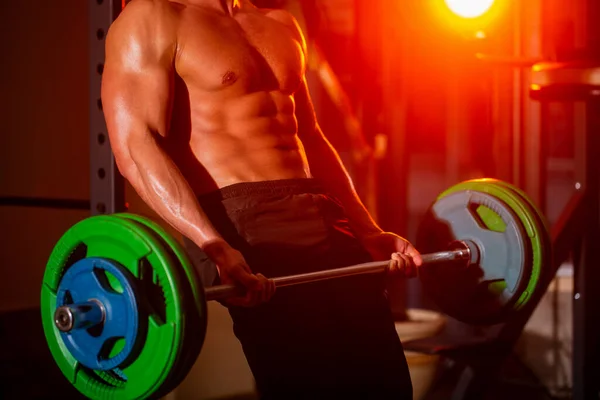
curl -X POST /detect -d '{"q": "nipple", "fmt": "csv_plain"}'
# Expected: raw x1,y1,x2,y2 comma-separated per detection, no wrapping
222,71,238,86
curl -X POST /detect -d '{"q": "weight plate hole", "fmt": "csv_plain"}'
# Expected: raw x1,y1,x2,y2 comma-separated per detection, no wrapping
87,323,103,338
108,338,126,359
64,290,74,305
57,244,88,283
138,259,167,325
94,267,124,294
470,204,506,232
100,337,125,361
487,279,507,295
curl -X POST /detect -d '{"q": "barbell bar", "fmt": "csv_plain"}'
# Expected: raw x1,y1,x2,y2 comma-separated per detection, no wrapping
53,241,475,334
204,242,474,301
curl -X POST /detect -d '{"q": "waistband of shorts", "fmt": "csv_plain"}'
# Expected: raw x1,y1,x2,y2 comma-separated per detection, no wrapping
197,178,327,203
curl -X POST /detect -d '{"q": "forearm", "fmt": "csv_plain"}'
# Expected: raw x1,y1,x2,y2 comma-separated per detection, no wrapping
304,127,382,238
122,137,224,250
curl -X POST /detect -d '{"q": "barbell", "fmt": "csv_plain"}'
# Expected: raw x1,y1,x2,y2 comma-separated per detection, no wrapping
41,178,551,400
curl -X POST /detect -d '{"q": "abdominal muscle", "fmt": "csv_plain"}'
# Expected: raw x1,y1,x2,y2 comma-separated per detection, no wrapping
170,86,311,194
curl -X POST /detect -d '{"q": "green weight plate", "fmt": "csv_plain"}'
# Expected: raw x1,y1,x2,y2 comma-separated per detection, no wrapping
116,213,206,396
41,215,185,400
478,179,551,234
474,179,553,293
438,180,547,311
112,215,192,399
417,189,532,325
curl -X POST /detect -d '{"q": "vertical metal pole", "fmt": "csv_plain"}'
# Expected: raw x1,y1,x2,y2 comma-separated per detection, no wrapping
511,0,523,188
573,2,600,396
572,99,600,400
571,101,587,400
446,78,463,187
573,1,600,397
521,0,545,210
89,0,125,215
380,0,408,234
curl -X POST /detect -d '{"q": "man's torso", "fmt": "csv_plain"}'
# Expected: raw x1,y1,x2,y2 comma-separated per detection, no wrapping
150,1,312,193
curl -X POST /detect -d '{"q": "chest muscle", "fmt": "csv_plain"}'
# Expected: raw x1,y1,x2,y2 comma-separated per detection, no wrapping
176,11,305,95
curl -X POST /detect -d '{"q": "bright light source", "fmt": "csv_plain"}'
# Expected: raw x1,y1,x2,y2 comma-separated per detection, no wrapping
444,0,495,18
475,30,486,39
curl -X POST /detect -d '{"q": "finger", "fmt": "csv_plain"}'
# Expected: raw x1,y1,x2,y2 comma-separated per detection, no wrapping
389,252,404,273
250,274,271,306
267,278,276,301
229,265,261,290
393,237,422,265
390,252,408,275
220,275,256,307
255,274,270,304
264,277,275,303
259,277,275,303
239,287,258,308
405,243,423,266
390,252,416,278
401,252,417,278
260,275,273,304
404,256,417,278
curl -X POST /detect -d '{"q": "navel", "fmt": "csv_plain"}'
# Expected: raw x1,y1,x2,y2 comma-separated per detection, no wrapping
222,70,238,86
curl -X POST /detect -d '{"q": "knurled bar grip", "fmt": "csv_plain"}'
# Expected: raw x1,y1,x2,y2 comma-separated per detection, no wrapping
204,247,472,301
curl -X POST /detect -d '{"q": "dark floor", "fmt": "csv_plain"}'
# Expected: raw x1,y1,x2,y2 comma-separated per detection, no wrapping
0,308,84,400
424,355,559,400
1,308,562,400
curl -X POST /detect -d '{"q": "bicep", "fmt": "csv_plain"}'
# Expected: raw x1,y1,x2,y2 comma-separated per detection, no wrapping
101,6,175,174
102,65,173,169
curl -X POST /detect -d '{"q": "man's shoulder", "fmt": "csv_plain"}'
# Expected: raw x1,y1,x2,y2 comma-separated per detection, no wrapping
109,0,181,43
261,8,298,30
118,0,182,23
260,8,306,52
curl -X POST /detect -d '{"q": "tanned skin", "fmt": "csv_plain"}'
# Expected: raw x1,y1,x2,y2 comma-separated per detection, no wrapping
102,0,422,306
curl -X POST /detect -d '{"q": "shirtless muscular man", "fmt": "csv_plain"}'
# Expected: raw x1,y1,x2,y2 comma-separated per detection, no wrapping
102,0,422,398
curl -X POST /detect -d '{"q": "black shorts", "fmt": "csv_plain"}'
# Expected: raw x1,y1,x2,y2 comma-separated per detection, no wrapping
184,178,412,399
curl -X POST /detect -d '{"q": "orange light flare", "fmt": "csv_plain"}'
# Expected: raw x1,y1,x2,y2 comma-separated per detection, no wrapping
445,0,495,19
430,0,506,38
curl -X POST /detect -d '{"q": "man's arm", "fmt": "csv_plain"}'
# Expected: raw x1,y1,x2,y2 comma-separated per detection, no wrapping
283,11,421,273
101,0,273,305
295,77,424,271
101,0,223,251
294,78,382,238
270,10,382,238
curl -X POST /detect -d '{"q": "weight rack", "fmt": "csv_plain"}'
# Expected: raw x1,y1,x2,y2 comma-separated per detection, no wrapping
89,0,126,216
530,62,600,400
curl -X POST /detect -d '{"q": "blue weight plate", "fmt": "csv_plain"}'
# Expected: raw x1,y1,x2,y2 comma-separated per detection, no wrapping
56,257,141,371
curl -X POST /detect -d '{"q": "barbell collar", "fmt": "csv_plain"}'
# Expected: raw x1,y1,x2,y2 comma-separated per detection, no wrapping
54,299,106,333
205,243,474,302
